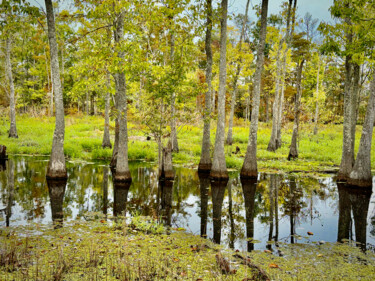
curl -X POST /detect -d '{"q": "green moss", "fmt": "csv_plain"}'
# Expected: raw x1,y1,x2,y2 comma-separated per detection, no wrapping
1,218,373,280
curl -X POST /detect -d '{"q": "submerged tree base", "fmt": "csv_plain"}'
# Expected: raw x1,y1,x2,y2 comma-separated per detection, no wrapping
347,177,373,188
240,168,258,179
210,170,229,180
46,166,67,180
198,162,212,174
113,171,132,182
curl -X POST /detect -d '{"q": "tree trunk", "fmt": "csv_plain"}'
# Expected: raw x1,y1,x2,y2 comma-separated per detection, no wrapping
45,0,67,179
102,72,112,149
313,59,321,135
226,86,237,145
276,71,285,148
338,61,360,181
337,10,359,181
159,141,175,180
90,94,95,115
5,37,18,138
210,0,229,180
113,12,131,183
198,0,213,173
288,60,304,160
265,93,269,123
348,76,375,187
86,91,89,115
170,93,179,152
241,0,268,178
267,47,282,152
226,0,250,146
111,73,120,169
50,70,54,117
169,30,179,153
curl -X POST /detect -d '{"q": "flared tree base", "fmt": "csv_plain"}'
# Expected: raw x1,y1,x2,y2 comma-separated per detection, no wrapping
46,166,67,180
287,151,298,161
102,142,112,149
114,170,132,183
240,168,257,180
209,169,229,180
347,177,373,188
198,162,212,174
159,170,175,180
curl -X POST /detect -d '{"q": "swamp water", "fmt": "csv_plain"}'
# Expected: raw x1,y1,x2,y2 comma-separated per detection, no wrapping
0,156,374,252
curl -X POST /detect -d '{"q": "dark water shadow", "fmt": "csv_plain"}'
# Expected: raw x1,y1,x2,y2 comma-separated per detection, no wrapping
47,179,67,229
337,182,372,251
211,179,227,244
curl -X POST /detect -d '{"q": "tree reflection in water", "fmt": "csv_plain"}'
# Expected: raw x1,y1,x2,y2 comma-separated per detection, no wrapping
198,173,209,238
113,180,131,218
241,178,257,251
337,183,372,251
1,157,374,251
158,179,173,226
47,178,67,228
211,179,227,244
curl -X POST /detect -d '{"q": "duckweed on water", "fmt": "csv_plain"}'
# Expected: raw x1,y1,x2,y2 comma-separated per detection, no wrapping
1,217,374,280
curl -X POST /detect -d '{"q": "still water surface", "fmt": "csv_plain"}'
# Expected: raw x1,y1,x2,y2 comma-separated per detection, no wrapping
0,156,374,251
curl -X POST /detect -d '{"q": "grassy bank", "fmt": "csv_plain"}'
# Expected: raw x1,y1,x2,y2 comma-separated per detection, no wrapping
1,115,374,173
1,217,374,280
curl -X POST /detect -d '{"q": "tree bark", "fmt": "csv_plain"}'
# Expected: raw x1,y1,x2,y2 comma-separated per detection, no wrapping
5,37,18,138
348,76,375,187
198,0,213,173
240,0,268,179
267,46,282,152
111,73,120,169
226,0,250,146
337,9,360,181
102,72,112,149
210,0,229,180
170,30,179,152
86,91,89,115
45,0,67,179
159,141,175,180
288,60,304,160
113,12,131,182
313,59,321,135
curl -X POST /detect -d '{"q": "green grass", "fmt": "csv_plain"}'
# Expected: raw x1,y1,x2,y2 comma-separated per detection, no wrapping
1,115,374,173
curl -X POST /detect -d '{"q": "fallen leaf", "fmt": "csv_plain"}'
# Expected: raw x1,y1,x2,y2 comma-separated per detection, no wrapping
264,250,272,253
307,231,314,235
269,263,279,268
317,254,324,257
